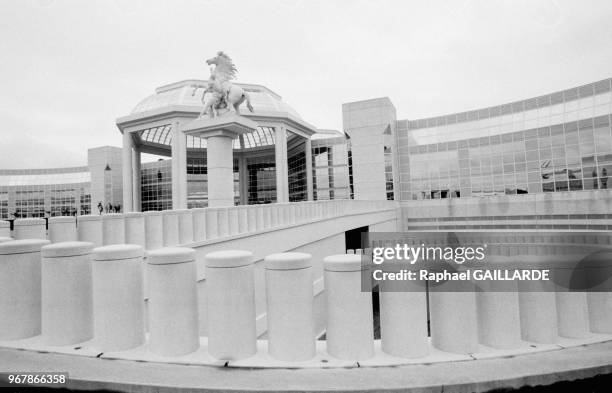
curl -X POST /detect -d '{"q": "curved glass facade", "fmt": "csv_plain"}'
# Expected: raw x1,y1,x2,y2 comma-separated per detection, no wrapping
397,78,612,200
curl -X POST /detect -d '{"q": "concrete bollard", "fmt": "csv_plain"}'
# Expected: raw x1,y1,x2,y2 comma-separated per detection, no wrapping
48,217,77,243
228,208,239,236
554,250,590,338
41,241,94,345
176,209,194,244
205,250,256,360
430,279,479,354
102,213,125,245
192,208,207,241
0,239,49,340
518,248,559,343
324,254,374,360
0,220,9,237
124,212,145,248
147,247,199,356
162,210,179,246
14,218,46,240
77,215,103,247
265,252,315,361
379,260,429,358
476,252,522,349
92,244,145,351
584,249,612,333
144,211,163,250
205,208,219,239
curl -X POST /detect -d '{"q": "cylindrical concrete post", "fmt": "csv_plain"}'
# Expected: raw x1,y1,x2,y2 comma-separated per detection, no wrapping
77,215,103,247
192,208,207,241
92,244,145,351
0,239,49,340
265,252,315,361
554,250,590,338
430,279,479,354
147,247,199,356
48,216,77,243
176,209,194,244
102,213,125,245
0,220,9,237
41,241,94,345
585,249,612,333
206,135,235,208
379,261,429,358
124,212,145,248
476,253,522,349
324,254,374,360
162,210,179,246
14,218,46,240
205,208,219,239
144,211,163,250
228,208,239,236
205,250,256,360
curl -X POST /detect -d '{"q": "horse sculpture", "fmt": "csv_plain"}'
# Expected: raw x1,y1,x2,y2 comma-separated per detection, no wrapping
192,51,254,119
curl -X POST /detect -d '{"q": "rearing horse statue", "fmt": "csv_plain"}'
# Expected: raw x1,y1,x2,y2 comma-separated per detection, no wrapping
192,51,254,119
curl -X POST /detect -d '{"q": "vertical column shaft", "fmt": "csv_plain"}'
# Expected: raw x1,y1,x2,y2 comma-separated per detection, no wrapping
122,131,134,212
132,147,142,212
171,123,187,210
275,126,289,203
305,138,314,201
206,135,235,207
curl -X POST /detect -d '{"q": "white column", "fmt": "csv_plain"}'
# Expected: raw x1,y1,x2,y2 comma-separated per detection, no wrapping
92,244,145,351
274,126,289,203
41,241,94,345
122,130,134,213
207,135,235,207
324,254,374,361
238,154,248,205
0,239,49,340
171,123,187,210
132,146,142,212
147,247,199,356
265,252,315,361
305,138,314,201
205,250,256,360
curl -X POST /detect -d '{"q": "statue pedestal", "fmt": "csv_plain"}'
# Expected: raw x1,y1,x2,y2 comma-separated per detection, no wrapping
181,114,257,208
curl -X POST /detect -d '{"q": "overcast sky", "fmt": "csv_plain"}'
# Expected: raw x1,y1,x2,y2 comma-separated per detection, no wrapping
1,0,611,168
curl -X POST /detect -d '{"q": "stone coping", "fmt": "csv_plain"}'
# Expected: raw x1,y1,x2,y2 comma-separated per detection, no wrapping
0,338,611,392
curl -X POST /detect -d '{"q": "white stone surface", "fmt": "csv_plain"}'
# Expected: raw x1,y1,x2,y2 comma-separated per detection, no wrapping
41,241,94,345
0,239,49,340
265,252,315,361
102,213,125,245
176,209,194,244
48,216,77,243
144,211,163,250
77,215,103,247
192,208,207,241
14,218,46,240
205,208,219,239
324,254,374,360
205,250,256,360
162,210,180,246
147,247,199,356
92,244,145,351
124,212,145,248
430,286,479,354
